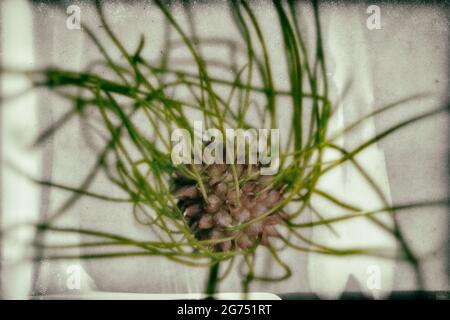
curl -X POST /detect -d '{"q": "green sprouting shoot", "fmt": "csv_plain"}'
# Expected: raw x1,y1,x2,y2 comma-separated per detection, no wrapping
0,0,448,297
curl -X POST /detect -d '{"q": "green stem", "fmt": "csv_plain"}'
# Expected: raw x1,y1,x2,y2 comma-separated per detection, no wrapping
205,261,220,299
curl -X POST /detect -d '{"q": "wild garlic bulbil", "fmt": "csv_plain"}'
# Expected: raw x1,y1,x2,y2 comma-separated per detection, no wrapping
173,164,286,252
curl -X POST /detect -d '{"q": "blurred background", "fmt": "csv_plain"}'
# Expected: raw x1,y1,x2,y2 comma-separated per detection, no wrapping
0,0,448,299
